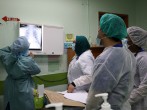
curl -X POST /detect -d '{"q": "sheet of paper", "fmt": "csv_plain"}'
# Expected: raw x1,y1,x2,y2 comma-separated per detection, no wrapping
57,90,68,95
58,90,88,104
37,84,44,98
45,90,85,107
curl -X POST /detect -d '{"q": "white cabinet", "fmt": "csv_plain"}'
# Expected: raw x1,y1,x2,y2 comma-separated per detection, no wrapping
19,22,64,55
42,25,64,55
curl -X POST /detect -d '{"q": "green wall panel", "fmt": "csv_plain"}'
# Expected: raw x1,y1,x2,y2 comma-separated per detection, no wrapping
0,72,68,95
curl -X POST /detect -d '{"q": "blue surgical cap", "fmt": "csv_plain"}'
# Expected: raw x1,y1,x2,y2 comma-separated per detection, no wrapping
11,36,30,56
100,13,127,40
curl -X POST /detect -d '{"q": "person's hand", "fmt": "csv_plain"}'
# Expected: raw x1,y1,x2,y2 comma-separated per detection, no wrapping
67,84,75,93
28,51,34,58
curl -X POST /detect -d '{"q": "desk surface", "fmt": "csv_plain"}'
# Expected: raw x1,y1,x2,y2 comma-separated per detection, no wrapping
41,106,84,110
44,90,86,108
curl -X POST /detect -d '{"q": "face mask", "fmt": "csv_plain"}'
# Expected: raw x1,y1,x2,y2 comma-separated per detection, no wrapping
96,37,101,46
121,39,128,48
71,43,75,51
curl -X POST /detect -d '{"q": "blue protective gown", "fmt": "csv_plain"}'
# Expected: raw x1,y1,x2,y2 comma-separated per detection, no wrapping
0,46,41,110
85,46,136,110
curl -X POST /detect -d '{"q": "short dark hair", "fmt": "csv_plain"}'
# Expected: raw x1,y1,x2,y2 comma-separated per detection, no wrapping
110,37,121,42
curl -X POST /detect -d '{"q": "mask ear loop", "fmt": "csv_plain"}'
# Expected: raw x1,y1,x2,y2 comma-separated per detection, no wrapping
121,38,128,49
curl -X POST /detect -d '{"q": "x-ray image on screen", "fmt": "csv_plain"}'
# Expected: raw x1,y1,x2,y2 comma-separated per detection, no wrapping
19,23,42,50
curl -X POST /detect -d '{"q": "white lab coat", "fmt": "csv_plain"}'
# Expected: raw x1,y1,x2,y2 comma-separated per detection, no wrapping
67,50,94,91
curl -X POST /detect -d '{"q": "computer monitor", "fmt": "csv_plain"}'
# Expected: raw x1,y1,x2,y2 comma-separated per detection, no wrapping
19,23,42,50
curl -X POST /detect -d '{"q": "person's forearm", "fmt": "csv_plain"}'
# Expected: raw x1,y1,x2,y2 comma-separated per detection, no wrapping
129,85,147,104
74,75,92,87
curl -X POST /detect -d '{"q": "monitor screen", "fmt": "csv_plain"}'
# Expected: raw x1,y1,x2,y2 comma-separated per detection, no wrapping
19,23,42,50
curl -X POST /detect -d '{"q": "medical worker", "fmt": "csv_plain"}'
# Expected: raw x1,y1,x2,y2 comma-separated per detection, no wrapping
67,36,94,93
0,37,41,110
85,14,136,110
127,26,147,110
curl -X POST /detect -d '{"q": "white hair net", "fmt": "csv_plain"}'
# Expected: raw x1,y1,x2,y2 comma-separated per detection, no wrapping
127,26,147,50
11,36,30,56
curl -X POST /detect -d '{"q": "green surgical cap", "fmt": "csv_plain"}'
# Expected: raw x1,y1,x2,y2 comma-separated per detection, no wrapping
100,13,127,40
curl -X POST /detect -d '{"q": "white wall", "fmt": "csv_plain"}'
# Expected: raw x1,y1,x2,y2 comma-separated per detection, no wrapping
136,0,147,29
0,0,137,46
0,0,89,37
88,0,136,44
